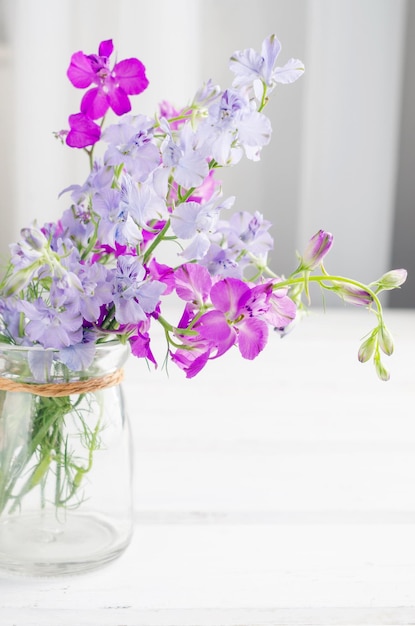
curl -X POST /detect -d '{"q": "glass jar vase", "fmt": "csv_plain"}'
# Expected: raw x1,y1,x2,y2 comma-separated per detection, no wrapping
0,340,133,576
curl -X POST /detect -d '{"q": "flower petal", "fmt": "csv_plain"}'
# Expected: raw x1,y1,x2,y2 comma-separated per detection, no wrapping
273,58,305,84
67,51,94,88
66,113,101,148
114,58,149,95
81,87,110,120
210,277,249,318
237,317,268,359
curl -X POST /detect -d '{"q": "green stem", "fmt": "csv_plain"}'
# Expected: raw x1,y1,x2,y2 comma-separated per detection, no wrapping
80,217,99,261
157,314,198,338
274,273,384,319
0,393,103,517
142,220,171,265
258,81,268,111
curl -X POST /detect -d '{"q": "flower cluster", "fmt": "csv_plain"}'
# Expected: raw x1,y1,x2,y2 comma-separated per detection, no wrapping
0,35,407,380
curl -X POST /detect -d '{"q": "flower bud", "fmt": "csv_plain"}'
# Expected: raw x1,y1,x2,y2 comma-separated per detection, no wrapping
375,357,390,382
334,283,373,307
21,226,47,252
378,325,394,356
2,266,37,296
358,333,377,363
375,268,408,291
300,230,333,270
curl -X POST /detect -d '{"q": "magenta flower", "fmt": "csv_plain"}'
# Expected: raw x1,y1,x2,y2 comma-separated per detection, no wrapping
158,100,192,130
174,263,212,306
66,113,101,148
171,304,215,378
264,283,297,331
171,341,212,378
196,277,272,360
172,278,273,377
187,171,221,204
129,319,157,366
67,39,149,120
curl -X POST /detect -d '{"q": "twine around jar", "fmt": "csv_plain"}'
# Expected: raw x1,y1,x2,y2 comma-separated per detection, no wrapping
0,369,124,397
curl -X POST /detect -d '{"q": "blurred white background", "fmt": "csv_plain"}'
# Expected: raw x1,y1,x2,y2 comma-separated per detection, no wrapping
0,0,413,306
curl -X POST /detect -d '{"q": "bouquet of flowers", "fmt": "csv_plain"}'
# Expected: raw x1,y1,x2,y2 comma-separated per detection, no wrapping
0,35,407,379
0,35,407,517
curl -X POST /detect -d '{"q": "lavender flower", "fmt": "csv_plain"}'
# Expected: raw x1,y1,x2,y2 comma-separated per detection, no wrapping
17,298,83,349
170,196,234,261
200,89,272,164
93,186,142,248
112,256,165,324
103,115,160,182
160,119,209,188
230,34,304,94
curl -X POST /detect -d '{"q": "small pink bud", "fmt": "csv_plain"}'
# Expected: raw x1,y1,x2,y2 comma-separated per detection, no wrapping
300,230,333,270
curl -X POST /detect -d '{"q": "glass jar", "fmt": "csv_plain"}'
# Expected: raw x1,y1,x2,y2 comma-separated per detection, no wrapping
0,341,133,576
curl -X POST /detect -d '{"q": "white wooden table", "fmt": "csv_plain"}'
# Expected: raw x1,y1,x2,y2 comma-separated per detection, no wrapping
1,308,414,626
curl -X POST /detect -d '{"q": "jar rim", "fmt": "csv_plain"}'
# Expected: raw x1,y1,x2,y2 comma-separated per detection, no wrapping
0,338,125,354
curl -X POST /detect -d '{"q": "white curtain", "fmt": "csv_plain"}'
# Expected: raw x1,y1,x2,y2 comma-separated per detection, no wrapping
1,0,409,304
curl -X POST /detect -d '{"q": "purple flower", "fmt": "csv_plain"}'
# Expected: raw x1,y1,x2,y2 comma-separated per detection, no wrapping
171,340,212,378
199,243,241,278
60,202,95,245
3,226,51,295
174,263,212,306
60,161,113,203
264,282,297,331
9,225,48,271
76,262,114,322
93,186,142,248
0,298,22,343
217,211,273,261
172,278,273,378
119,174,167,228
112,256,165,324
196,278,272,360
67,39,149,120
129,319,157,366
66,113,101,148
59,341,97,372
171,196,234,261
187,170,221,204
147,259,175,295
199,211,273,279
200,89,272,164
103,115,160,182
171,303,214,378
160,119,209,188
18,298,83,349
230,34,304,91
